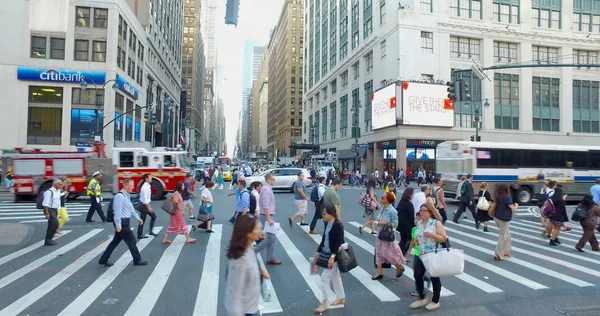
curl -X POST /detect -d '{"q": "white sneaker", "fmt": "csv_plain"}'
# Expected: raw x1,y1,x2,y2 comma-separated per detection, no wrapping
409,298,429,309
425,302,440,310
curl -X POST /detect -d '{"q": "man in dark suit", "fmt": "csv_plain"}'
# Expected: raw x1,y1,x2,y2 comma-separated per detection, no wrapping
452,174,478,225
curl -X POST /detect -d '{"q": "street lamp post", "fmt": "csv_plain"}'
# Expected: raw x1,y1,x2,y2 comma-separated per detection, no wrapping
80,77,118,141
466,97,490,142
351,100,362,172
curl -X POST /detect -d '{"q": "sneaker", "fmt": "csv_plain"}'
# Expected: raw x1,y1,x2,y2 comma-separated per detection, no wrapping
425,302,440,310
411,290,419,296
409,299,429,309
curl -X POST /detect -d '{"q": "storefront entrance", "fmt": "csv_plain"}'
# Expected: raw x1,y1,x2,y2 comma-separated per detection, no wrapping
405,139,445,177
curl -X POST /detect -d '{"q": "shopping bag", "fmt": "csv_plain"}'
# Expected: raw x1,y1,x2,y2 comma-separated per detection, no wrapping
261,279,273,302
419,239,464,277
337,243,358,273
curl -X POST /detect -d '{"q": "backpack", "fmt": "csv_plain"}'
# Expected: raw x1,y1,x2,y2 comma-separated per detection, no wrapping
310,184,323,203
243,190,257,214
36,190,52,210
106,192,123,222
540,198,555,218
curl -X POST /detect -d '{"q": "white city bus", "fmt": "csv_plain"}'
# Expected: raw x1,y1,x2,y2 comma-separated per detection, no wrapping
436,141,600,204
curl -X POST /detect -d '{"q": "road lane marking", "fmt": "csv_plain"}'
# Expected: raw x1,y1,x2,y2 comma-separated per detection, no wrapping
0,230,72,266
193,224,223,316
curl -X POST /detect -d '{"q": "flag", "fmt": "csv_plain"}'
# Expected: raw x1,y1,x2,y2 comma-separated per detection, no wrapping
477,150,491,159
444,98,454,110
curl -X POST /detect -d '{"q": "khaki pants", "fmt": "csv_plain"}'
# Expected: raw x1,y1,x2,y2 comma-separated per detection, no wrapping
494,218,512,257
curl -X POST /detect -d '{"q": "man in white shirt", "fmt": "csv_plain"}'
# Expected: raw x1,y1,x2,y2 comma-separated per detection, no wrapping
137,173,157,239
308,176,327,234
42,179,63,246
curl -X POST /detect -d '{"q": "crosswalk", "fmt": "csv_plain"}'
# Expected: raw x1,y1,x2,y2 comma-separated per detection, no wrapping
1,216,599,315
0,201,100,223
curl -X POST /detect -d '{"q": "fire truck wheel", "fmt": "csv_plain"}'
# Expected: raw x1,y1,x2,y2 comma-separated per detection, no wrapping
151,179,164,201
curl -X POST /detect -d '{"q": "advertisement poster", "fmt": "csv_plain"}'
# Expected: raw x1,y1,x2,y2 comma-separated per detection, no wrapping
406,149,436,159
114,112,123,141
125,117,133,141
371,84,397,130
401,82,454,127
71,109,102,141
135,121,141,141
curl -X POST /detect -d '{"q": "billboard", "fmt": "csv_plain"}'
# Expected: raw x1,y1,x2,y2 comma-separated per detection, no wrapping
18,67,106,84
371,84,397,130
401,82,454,127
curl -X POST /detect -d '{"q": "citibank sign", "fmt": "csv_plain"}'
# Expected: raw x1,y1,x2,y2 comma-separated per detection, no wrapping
17,67,106,84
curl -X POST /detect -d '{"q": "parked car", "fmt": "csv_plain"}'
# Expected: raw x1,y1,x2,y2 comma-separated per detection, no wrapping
244,168,312,191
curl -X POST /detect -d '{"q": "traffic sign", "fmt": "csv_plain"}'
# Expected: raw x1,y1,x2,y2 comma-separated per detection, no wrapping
358,143,368,148
76,142,92,147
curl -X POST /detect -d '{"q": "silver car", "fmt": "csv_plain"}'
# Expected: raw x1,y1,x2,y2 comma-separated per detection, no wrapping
244,168,313,191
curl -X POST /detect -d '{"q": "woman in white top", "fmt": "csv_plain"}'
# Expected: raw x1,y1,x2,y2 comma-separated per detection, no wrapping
193,181,215,233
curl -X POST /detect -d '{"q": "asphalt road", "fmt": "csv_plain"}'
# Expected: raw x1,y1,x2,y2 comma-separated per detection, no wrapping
0,185,599,316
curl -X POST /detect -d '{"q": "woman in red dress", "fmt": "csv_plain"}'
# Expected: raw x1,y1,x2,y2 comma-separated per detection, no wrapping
163,181,197,244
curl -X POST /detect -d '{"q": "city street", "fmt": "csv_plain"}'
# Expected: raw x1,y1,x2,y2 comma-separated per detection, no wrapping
0,185,599,316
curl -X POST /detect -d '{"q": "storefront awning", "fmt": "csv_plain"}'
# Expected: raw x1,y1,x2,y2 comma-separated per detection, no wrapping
337,148,367,160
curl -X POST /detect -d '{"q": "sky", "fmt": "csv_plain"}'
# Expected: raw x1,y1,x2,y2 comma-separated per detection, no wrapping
216,0,285,157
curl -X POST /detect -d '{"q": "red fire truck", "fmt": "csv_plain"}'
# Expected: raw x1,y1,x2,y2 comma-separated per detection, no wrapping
2,143,190,202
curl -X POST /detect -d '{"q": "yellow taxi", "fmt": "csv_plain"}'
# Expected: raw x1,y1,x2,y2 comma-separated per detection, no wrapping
222,166,232,181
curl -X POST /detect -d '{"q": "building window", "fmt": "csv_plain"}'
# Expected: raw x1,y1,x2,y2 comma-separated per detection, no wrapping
27,107,62,145
322,107,328,141
532,76,560,132
30,36,46,58
450,36,480,60
340,94,348,130
573,5,600,33
75,7,91,27
92,41,106,62
341,71,348,87
493,73,519,130
380,40,386,58
532,1,561,29
449,0,482,19
532,45,558,64
94,8,108,28
331,80,337,93
573,80,600,133
492,0,519,24
380,0,386,25
352,31,359,49
365,51,373,73
329,101,337,138
421,0,433,13
29,86,64,103
74,40,89,61
493,41,518,63
451,69,483,128
364,80,373,127
72,88,104,105
420,31,433,53
363,16,373,39
573,50,600,71
352,62,359,80
50,38,65,60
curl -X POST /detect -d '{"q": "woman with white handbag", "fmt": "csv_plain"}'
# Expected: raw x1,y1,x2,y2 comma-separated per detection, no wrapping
408,204,448,311
475,182,493,232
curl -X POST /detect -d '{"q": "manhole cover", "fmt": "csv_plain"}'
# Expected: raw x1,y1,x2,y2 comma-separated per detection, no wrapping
556,306,600,316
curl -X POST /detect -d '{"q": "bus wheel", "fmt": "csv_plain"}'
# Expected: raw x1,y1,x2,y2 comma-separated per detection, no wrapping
150,179,164,201
516,187,532,204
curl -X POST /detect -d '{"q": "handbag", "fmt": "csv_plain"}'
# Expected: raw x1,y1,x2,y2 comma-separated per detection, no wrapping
571,206,588,221
377,225,396,242
476,191,490,211
261,278,273,302
419,239,465,277
358,193,373,209
160,197,176,215
337,243,358,273
489,202,497,217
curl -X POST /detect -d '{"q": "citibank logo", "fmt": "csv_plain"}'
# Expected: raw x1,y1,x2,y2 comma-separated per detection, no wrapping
39,69,83,82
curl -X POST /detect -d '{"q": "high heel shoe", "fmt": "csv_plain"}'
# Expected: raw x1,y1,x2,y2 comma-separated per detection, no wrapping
371,274,384,280
359,227,363,235
493,254,504,261
396,267,404,278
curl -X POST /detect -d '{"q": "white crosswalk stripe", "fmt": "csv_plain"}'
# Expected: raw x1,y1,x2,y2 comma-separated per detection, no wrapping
0,202,102,223
2,216,600,315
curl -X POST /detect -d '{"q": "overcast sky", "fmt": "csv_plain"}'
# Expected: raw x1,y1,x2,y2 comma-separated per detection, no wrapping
216,0,285,157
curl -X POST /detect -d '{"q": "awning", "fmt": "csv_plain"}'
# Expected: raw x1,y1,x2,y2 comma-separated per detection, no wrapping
337,148,367,160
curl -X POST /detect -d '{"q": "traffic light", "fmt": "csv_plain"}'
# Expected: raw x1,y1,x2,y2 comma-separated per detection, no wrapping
447,81,456,101
470,135,481,142
143,111,149,123
470,135,474,141
461,82,470,101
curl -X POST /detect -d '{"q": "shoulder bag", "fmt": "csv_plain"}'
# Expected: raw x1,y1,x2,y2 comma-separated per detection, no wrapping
476,191,490,210
377,209,396,241
419,239,465,277
161,196,177,215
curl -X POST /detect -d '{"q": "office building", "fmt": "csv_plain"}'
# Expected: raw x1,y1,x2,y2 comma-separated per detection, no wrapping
268,0,305,158
302,0,600,174
200,0,218,153
0,0,183,153
182,0,206,156
251,47,270,158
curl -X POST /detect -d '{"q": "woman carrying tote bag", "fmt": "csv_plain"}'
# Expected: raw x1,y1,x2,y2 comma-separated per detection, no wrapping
409,204,448,311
